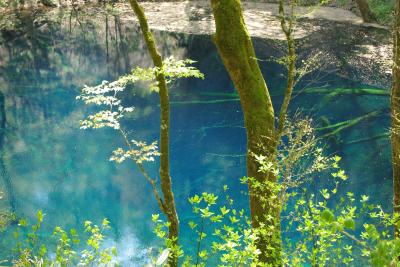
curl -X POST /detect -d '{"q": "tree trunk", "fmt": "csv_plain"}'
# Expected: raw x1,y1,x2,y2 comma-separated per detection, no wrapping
128,0,179,265
392,0,400,238
276,0,296,139
210,0,281,265
355,0,377,23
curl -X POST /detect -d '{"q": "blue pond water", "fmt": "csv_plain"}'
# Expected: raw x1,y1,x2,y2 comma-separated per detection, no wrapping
0,10,392,265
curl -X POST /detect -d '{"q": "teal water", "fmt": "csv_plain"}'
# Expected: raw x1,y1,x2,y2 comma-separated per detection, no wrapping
0,10,392,265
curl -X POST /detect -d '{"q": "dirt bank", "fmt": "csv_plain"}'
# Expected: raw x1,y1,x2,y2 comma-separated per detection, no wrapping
111,1,388,40
0,1,393,87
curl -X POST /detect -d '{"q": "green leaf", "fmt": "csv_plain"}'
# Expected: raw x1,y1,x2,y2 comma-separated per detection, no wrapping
37,210,44,223
364,224,380,241
152,214,160,222
321,209,335,223
18,218,27,227
361,195,369,203
189,195,202,204
188,221,197,229
102,218,110,227
200,208,214,218
112,246,118,256
211,215,223,222
343,218,355,230
239,177,248,184
198,250,207,259
321,189,330,199
220,206,230,216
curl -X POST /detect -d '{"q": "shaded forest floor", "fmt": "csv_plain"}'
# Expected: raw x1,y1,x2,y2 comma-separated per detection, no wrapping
0,1,393,87
114,1,387,39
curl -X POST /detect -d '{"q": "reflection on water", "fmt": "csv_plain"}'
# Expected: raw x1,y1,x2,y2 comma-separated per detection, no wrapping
0,8,392,265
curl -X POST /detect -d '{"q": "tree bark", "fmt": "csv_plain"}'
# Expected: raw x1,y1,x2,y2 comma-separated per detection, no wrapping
392,0,400,238
276,0,296,139
127,0,179,265
210,0,281,265
355,0,377,23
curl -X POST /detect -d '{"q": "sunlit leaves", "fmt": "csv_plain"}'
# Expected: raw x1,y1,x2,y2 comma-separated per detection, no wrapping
77,56,204,177
363,224,380,241
77,80,124,106
152,214,160,222
183,186,260,266
199,207,214,218
161,57,204,81
202,192,218,205
117,56,204,92
331,169,348,181
321,189,330,199
220,206,230,216
151,215,183,263
188,194,201,205
188,221,197,230
361,195,369,203
37,210,44,224
110,140,160,164
78,57,203,129
18,218,27,227
80,110,122,130
255,115,337,208
255,154,279,176
11,214,117,266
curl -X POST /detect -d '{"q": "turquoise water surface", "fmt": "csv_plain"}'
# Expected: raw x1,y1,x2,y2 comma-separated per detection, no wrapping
0,9,392,265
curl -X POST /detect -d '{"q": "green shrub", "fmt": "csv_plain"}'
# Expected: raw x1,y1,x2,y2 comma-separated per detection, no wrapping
3,211,118,266
369,0,395,24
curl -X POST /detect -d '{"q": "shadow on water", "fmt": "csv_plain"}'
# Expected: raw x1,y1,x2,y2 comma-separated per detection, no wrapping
0,7,393,265
0,91,16,214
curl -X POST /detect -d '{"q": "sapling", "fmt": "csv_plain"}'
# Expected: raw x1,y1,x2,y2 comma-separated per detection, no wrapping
78,56,203,265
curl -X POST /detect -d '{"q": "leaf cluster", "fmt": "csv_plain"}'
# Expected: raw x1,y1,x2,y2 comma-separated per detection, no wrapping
9,211,118,267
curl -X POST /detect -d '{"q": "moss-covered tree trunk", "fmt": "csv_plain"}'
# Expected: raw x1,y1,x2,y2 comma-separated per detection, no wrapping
210,0,281,265
276,0,296,139
128,0,179,265
392,0,400,238
355,0,377,23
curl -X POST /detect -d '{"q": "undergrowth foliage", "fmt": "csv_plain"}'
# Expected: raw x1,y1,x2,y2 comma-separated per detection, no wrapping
8,211,117,266
152,189,259,267
149,116,400,266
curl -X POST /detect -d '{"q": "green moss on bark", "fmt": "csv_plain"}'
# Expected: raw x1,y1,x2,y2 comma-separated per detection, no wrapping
128,0,179,265
211,0,281,265
391,0,400,238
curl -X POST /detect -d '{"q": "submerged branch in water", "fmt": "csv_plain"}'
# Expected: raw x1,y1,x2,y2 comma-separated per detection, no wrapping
205,153,246,158
317,110,383,138
170,98,240,105
345,132,390,145
301,87,389,96
170,88,387,107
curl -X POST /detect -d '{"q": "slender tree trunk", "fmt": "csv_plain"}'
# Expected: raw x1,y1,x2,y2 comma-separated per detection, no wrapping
127,1,179,265
210,0,281,265
355,0,377,23
276,0,296,139
392,0,400,238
